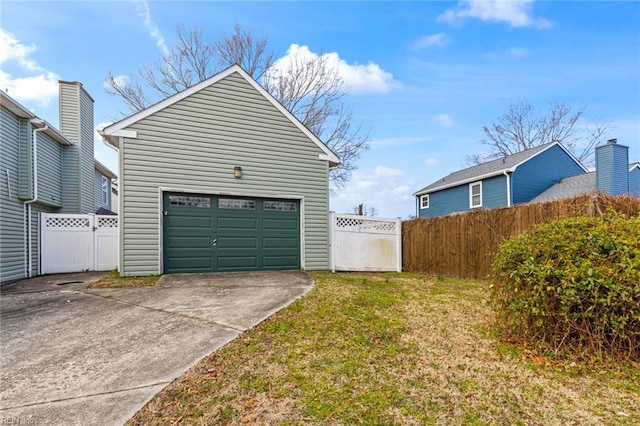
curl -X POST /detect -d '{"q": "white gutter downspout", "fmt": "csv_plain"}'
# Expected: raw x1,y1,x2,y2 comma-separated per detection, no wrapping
503,170,511,207
24,118,48,277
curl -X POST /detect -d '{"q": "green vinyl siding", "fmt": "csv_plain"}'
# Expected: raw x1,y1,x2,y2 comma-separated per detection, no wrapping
59,82,95,213
1,105,61,283
79,91,94,213
1,106,27,282
35,132,63,207
60,84,80,213
120,71,331,276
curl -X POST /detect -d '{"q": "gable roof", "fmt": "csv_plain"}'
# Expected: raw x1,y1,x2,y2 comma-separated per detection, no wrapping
414,141,587,196
100,64,341,167
1,90,72,146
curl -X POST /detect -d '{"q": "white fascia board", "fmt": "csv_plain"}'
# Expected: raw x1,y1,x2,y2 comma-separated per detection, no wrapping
413,169,509,196
99,129,137,149
42,122,73,146
319,154,341,168
94,159,117,179
99,64,341,166
1,92,72,146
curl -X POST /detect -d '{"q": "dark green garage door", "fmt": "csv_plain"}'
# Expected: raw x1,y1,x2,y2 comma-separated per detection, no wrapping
162,193,300,273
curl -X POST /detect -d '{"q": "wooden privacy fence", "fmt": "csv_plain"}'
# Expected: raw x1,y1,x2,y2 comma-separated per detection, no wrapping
402,193,640,279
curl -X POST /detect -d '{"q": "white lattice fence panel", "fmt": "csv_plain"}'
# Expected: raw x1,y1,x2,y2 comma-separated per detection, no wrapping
330,213,402,272
334,216,398,233
97,216,118,228
44,216,91,230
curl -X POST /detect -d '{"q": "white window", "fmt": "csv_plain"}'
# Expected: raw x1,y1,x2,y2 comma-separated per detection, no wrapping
101,176,109,205
420,194,429,209
470,182,482,208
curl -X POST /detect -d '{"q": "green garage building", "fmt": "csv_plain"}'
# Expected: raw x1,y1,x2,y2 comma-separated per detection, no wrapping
101,65,340,276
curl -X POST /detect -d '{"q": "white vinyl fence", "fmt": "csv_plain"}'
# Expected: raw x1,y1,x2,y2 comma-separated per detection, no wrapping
330,213,402,272
41,214,118,274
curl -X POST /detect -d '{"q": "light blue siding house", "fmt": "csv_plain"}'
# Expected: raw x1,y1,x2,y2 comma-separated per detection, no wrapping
0,82,117,284
533,139,638,202
414,142,587,218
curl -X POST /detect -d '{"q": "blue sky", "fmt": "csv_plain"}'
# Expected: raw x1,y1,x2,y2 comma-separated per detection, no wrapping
2,0,639,218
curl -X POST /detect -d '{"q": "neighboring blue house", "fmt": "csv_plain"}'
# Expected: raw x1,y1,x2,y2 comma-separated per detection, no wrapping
533,139,638,202
0,82,117,284
414,142,587,218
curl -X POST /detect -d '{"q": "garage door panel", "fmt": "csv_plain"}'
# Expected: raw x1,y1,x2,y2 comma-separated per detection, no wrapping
166,236,211,248
263,256,298,268
263,218,298,231
167,256,213,270
263,237,298,249
167,216,212,228
217,217,258,230
217,256,258,270
219,236,258,249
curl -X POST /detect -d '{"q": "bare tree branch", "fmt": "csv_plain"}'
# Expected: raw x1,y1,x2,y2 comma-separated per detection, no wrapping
467,100,610,167
104,25,369,188
215,25,275,80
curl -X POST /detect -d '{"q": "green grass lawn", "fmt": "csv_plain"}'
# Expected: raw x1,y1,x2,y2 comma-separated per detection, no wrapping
129,272,639,425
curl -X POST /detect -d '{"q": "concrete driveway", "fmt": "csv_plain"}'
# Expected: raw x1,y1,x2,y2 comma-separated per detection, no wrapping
0,271,313,425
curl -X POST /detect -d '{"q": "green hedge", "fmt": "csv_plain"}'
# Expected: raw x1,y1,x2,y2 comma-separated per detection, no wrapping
490,212,640,362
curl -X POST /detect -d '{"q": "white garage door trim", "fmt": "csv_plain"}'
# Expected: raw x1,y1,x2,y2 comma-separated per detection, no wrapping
157,187,306,274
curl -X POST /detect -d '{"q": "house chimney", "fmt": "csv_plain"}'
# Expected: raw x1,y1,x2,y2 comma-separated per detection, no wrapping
59,81,95,214
595,139,629,196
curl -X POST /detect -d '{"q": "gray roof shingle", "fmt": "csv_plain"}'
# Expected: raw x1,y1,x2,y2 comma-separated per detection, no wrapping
414,142,557,195
531,172,595,203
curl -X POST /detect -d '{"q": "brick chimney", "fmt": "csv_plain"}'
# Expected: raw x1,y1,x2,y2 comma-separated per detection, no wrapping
59,81,95,213
595,139,629,195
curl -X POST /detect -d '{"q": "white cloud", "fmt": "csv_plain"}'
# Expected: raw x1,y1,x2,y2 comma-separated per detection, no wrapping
438,0,552,29
375,165,404,178
0,29,59,107
0,29,41,71
134,0,169,56
424,156,441,167
269,44,397,95
412,33,451,50
435,113,455,127
332,168,415,218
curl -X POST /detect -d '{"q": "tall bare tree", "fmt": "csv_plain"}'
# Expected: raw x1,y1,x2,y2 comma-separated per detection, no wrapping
466,100,610,166
104,25,368,188
263,50,369,187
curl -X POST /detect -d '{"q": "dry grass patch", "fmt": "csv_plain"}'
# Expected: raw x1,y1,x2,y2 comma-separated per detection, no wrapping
87,270,159,289
129,272,640,425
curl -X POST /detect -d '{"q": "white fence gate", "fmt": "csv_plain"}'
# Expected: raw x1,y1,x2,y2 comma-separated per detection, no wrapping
330,213,402,272
41,214,118,274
